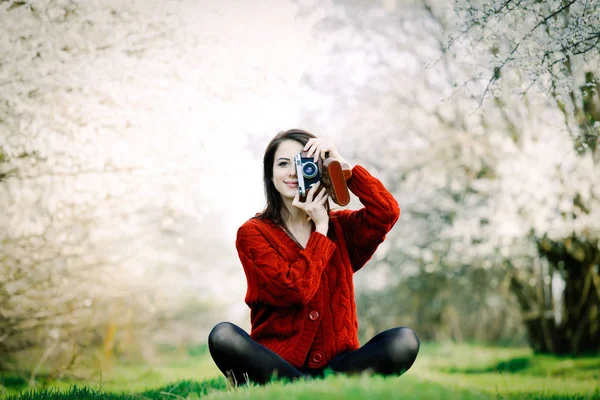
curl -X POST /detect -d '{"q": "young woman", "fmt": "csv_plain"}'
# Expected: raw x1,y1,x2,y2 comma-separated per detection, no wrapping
208,129,419,385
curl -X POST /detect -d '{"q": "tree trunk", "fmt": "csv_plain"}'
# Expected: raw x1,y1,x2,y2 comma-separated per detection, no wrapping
511,236,600,355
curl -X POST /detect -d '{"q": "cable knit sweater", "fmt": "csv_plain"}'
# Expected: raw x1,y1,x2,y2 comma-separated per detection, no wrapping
235,165,400,369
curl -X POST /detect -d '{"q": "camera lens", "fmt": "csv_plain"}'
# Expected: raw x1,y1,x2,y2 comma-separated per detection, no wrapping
302,162,318,179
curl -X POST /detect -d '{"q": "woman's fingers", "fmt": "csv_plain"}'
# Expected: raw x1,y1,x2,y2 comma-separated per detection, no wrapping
307,185,328,209
292,179,329,219
305,139,333,160
303,138,343,166
313,185,327,202
307,145,319,160
303,138,316,151
306,139,323,162
305,181,320,202
303,139,316,157
316,193,329,205
312,144,325,162
292,190,304,209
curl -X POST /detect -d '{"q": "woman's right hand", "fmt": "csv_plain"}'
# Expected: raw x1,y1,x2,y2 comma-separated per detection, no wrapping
292,182,329,233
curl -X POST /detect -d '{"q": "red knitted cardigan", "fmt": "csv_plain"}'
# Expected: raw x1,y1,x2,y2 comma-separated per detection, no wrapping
235,165,400,369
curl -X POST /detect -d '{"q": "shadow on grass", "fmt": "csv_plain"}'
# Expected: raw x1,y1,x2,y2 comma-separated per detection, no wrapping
0,376,28,392
442,356,532,374
441,354,600,381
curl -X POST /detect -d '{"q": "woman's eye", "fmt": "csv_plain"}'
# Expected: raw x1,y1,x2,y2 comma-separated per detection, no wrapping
278,161,288,167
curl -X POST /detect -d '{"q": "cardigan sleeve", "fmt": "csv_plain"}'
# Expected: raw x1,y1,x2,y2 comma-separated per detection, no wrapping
236,221,337,307
335,165,400,272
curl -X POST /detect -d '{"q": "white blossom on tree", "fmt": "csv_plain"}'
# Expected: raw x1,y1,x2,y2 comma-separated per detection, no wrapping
448,0,600,146
297,0,600,353
0,0,317,378
449,0,599,92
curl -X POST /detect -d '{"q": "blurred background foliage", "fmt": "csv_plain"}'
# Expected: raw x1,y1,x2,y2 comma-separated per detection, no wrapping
0,0,598,386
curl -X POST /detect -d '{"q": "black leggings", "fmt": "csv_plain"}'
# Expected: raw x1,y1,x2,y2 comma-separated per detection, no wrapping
208,322,420,385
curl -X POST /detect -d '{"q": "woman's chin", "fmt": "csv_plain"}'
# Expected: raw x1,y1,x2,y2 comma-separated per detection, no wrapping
281,191,297,200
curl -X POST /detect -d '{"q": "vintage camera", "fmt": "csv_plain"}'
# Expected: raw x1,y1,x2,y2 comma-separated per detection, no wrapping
294,151,322,199
294,150,352,206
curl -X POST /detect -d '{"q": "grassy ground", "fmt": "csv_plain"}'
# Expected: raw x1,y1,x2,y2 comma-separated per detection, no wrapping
1,342,598,399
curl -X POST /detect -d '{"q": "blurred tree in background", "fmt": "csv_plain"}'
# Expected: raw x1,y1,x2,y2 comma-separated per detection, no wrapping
447,0,600,355
298,0,599,354
0,0,243,380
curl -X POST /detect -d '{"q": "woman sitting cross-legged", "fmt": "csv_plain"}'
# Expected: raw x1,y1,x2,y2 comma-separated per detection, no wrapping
208,129,419,385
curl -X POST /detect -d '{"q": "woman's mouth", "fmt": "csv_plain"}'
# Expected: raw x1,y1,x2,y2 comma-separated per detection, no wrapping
285,181,298,188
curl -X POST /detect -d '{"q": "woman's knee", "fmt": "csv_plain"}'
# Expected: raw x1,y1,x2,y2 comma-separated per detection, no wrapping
208,321,239,352
388,327,420,365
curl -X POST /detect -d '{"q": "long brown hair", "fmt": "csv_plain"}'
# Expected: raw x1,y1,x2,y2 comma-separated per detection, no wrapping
256,129,329,224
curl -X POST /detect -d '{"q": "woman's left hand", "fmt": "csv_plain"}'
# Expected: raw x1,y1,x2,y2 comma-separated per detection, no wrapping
303,138,351,166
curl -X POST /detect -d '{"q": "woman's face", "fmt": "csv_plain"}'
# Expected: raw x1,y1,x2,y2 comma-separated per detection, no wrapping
272,139,303,200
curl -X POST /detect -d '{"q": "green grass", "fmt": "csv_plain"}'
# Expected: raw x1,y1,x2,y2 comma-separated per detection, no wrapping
414,343,600,396
0,347,222,395
1,343,599,399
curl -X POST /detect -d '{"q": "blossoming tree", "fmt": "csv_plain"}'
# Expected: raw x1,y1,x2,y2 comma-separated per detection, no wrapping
0,0,308,377
299,0,600,353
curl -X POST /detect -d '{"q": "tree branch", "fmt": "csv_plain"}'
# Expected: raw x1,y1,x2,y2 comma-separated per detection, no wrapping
572,35,600,56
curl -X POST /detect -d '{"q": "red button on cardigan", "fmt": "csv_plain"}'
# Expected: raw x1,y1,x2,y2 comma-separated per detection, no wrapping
312,353,323,363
